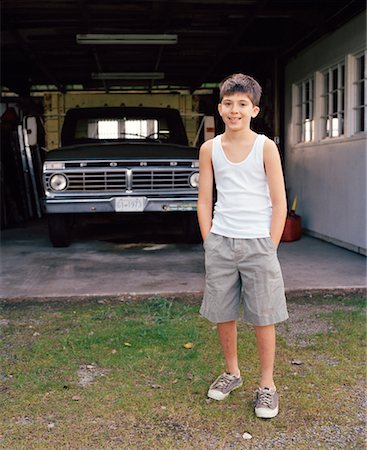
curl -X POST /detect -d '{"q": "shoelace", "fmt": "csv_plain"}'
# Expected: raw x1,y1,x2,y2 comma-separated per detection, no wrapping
213,373,235,390
257,389,273,406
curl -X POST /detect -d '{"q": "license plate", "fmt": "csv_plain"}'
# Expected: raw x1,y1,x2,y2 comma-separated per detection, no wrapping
115,197,146,212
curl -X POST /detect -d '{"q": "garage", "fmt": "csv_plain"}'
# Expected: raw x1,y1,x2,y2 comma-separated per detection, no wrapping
2,0,365,249
1,4,367,447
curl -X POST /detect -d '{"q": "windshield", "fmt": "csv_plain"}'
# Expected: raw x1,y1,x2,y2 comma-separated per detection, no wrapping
74,117,170,141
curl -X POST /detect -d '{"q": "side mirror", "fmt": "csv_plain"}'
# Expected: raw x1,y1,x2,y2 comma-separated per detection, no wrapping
24,116,38,146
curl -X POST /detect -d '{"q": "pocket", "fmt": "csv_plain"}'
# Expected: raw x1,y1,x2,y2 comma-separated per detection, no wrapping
203,232,222,251
266,236,277,252
203,232,213,249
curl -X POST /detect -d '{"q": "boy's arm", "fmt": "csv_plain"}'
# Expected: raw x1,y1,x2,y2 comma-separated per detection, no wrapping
197,140,214,241
264,139,287,249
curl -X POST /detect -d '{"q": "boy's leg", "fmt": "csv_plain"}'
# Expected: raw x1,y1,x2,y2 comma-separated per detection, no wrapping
218,320,240,376
254,324,276,389
200,234,243,400
254,324,279,418
238,238,288,417
207,320,243,400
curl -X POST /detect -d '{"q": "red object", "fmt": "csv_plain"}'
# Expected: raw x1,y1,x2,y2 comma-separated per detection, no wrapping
281,212,302,242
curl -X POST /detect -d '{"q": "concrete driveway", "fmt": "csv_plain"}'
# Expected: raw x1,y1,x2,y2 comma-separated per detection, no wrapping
1,218,366,300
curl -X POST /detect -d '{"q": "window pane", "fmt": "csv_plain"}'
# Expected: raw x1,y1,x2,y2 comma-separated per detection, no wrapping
355,54,366,133
332,68,338,90
97,120,118,139
325,72,329,92
340,112,344,135
359,55,365,79
332,92,338,113
304,119,313,142
296,78,314,142
361,81,365,104
360,108,365,132
331,115,338,137
124,120,159,139
323,63,346,138
326,117,331,137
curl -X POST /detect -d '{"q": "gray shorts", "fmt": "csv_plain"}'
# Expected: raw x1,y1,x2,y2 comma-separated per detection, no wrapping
200,233,289,326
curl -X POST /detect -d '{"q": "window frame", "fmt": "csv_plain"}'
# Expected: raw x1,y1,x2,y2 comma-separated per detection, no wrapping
294,77,315,143
353,51,367,134
321,62,345,139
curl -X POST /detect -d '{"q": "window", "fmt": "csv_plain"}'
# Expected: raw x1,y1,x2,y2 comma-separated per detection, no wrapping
97,120,118,139
354,53,366,133
75,117,165,140
322,63,345,138
124,120,158,139
295,78,314,142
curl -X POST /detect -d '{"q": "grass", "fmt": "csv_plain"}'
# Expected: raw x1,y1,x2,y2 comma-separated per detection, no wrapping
0,293,366,449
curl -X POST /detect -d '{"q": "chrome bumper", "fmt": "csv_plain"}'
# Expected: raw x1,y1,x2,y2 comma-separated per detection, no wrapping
43,196,198,213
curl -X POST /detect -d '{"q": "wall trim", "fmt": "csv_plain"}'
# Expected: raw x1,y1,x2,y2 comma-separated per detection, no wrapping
303,228,367,256
292,131,366,150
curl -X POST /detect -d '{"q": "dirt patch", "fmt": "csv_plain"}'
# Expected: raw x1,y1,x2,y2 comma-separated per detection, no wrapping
77,363,111,387
277,302,359,347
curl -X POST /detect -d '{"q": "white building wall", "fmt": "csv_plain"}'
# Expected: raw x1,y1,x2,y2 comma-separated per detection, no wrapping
284,12,366,254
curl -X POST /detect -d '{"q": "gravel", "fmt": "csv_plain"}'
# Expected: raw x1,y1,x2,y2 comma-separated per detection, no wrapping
276,301,359,347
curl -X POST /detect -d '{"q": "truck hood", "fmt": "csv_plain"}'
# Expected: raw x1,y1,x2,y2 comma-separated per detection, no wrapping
45,141,199,161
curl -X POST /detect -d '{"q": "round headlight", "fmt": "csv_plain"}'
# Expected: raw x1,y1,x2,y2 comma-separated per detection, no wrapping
189,172,199,188
50,173,68,191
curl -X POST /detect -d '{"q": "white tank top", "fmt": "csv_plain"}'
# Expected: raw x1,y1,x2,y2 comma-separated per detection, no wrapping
210,133,272,238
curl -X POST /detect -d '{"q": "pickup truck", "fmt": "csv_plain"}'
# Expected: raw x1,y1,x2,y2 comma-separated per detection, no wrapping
42,106,200,247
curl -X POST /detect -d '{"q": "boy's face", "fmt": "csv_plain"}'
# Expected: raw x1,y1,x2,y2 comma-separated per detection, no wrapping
218,92,260,130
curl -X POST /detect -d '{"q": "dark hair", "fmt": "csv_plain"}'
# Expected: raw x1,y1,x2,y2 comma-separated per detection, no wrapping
219,73,262,106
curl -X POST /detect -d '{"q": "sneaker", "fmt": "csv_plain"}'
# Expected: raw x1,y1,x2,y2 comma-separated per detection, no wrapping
254,386,279,418
207,372,243,401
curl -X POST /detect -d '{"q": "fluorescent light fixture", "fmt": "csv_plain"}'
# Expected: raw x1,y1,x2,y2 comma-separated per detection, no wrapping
91,72,165,80
77,34,177,45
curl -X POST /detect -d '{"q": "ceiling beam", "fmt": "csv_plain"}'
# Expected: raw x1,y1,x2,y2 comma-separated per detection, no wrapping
191,0,269,91
6,27,64,92
151,0,177,91
77,0,110,93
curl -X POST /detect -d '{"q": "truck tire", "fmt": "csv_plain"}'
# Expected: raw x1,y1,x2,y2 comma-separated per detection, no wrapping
47,214,74,247
183,213,201,243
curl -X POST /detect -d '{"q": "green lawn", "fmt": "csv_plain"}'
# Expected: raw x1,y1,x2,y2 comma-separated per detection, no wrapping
0,292,365,449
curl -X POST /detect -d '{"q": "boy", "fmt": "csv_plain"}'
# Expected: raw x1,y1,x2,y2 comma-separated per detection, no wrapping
197,73,288,419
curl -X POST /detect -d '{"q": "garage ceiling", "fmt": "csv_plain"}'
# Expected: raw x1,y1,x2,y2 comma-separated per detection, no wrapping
1,0,365,95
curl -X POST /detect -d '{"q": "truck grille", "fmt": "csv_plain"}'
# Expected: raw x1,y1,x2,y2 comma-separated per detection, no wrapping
45,168,195,192
64,171,127,191
133,170,192,190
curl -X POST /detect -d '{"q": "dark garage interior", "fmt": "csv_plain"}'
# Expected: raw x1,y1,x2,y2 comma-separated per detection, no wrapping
1,0,365,234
